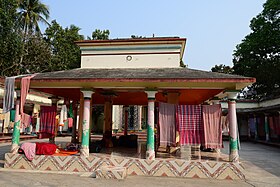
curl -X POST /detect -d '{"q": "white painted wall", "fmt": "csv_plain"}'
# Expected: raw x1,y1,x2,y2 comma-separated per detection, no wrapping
81,53,180,68
0,87,51,105
80,43,182,68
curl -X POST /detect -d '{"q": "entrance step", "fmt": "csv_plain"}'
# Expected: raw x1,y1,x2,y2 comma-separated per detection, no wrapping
96,166,127,180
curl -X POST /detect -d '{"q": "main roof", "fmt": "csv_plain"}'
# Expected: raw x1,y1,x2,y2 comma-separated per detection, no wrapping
32,68,254,82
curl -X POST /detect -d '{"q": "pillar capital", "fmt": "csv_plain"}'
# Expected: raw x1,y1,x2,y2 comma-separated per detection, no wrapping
145,91,157,99
81,90,94,99
225,91,239,100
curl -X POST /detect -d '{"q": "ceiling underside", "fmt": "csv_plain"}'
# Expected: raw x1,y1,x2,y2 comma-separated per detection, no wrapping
34,88,224,105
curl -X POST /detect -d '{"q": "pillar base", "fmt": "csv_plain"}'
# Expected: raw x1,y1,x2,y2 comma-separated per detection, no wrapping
229,150,239,162
80,146,89,157
146,150,155,160
11,144,19,154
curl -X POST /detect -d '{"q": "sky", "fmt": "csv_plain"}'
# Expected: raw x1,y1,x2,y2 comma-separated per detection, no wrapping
41,0,266,71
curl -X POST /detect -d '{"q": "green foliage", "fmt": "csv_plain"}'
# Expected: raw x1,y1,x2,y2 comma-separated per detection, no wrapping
91,29,110,40
0,0,23,76
233,0,280,98
211,64,233,74
17,0,50,75
21,33,52,74
17,0,50,34
44,20,84,71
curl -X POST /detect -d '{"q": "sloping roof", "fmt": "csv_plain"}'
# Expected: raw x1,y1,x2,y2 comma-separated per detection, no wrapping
32,68,255,82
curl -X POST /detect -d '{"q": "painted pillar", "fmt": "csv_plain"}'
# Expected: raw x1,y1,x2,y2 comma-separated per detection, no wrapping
80,90,93,157
264,114,270,142
254,114,258,140
227,91,239,162
124,106,129,136
11,90,21,153
145,91,157,160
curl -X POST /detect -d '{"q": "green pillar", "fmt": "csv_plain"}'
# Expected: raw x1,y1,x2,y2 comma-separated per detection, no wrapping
145,91,157,160
227,91,239,162
80,90,93,157
11,90,21,153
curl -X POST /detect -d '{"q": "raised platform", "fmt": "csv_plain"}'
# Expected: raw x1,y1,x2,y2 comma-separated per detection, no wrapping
4,153,245,180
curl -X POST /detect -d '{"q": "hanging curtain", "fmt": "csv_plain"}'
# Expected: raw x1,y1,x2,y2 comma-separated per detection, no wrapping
20,75,35,115
202,104,223,149
176,105,202,145
158,102,176,147
3,77,15,113
39,106,57,138
21,113,31,128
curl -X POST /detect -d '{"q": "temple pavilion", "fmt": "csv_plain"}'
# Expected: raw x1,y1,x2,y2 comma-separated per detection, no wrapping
5,37,255,179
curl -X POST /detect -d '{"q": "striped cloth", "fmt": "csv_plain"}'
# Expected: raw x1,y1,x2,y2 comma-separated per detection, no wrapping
158,102,176,147
177,105,202,145
202,104,223,149
39,106,57,138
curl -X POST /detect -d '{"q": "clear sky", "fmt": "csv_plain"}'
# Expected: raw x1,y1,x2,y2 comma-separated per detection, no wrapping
41,0,266,71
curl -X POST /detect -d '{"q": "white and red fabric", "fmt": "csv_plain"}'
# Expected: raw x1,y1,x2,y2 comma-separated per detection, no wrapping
176,105,202,145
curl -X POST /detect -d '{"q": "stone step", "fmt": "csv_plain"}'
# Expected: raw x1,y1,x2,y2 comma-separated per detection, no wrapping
96,166,127,180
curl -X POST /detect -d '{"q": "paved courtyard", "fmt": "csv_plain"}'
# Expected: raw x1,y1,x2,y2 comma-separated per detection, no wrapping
0,138,279,187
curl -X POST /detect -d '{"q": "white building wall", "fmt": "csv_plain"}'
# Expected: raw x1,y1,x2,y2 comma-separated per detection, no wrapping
81,54,180,68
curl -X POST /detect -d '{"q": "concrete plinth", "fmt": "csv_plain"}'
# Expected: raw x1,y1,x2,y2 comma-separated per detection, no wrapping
4,153,245,180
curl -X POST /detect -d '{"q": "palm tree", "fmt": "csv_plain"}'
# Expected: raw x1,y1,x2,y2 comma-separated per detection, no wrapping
17,0,50,72
17,0,50,35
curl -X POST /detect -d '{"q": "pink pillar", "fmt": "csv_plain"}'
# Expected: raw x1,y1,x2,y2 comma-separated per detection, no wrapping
145,91,157,160
80,90,93,157
227,91,239,162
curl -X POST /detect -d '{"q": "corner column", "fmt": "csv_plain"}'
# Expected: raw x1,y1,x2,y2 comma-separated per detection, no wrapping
226,91,239,162
11,90,21,153
145,91,157,160
80,90,93,157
